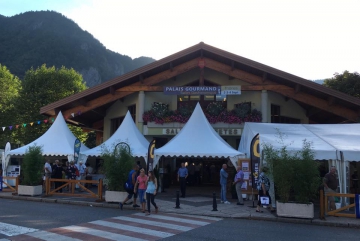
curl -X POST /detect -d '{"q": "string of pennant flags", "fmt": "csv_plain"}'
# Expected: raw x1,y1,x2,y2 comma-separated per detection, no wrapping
1,111,82,132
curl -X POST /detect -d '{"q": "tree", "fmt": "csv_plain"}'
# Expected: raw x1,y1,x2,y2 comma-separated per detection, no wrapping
0,64,21,147
14,65,87,144
323,71,360,98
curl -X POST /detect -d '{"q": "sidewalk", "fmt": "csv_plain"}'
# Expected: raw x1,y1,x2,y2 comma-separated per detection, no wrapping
0,189,359,229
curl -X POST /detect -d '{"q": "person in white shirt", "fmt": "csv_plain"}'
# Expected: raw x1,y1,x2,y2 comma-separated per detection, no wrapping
76,161,86,191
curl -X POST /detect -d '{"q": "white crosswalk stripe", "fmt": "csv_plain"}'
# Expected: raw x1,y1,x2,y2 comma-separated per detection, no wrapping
27,230,82,241
113,216,193,231
61,225,147,241
9,213,222,241
0,222,38,236
132,213,211,225
90,220,174,238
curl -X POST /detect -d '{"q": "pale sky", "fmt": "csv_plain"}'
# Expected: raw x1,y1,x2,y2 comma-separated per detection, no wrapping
1,0,359,80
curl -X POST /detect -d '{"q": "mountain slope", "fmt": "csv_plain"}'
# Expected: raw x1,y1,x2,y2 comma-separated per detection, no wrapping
0,11,155,87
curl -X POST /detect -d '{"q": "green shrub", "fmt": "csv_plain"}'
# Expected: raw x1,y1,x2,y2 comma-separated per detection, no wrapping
101,143,134,191
22,144,44,186
262,132,321,204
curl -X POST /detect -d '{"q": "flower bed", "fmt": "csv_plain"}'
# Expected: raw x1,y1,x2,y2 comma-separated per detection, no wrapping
143,102,262,124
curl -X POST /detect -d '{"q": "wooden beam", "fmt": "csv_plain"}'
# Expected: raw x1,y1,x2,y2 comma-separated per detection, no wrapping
109,86,115,95
203,57,359,122
295,84,301,93
262,72,267,82
169,62,173,72
77,98,88,107
116,86,163,92
328,96,335,106
231,60,235,71
274,88,358,122
139,75,144,84
62,59,199,118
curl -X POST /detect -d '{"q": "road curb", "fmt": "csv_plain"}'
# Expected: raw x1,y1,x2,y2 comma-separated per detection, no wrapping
1,195,359,229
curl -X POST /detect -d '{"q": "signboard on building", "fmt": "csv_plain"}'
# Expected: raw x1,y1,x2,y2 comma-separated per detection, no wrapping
164,86,241,95
221,86,241,95
162,128,241,136
164,86,220,95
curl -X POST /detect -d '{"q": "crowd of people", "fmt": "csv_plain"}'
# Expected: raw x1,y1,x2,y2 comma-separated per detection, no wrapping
119,161,159,216
43,159,94,192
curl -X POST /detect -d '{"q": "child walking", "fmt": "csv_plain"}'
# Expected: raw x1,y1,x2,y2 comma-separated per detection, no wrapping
145,171,159,215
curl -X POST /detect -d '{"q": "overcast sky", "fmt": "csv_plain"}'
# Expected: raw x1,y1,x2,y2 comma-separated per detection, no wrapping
1,0,359,80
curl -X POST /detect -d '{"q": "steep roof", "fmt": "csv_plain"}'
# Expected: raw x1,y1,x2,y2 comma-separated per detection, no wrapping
154,103,244,167
40,42,360,125
8,112,89,156
81,111,149,159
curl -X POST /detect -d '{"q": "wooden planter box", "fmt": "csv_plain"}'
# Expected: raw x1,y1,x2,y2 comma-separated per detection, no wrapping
18,185,43,196
105,190,129,203
276,201,314,219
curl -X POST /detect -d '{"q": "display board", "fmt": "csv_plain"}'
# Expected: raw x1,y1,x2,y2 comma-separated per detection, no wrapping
237,158,256,194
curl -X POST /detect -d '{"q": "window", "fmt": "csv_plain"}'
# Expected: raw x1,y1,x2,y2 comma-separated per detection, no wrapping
110,116,124,135
271,104,300,123
271,104,281,123
128,104,136,122
234,102,251,115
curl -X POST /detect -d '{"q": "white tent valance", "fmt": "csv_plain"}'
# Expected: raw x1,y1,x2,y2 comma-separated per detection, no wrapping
238,122,360,162
8,112,89,161
154,103,245,167
81,111,149,161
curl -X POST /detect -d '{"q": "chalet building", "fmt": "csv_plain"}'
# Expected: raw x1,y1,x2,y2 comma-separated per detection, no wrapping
40,43,360,185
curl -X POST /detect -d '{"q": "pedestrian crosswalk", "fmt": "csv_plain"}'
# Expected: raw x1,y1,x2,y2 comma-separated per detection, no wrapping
8,213,222,241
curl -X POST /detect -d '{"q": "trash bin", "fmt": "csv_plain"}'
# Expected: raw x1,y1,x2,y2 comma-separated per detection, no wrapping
335,202,341,209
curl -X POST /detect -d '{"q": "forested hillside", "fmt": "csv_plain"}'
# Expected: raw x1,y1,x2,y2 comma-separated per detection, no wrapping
0,11,155,87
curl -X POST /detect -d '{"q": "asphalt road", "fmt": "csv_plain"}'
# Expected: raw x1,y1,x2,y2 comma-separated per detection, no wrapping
0,199,358,240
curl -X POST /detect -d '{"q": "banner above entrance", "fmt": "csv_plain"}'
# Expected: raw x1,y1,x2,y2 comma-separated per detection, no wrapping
164,86,241,95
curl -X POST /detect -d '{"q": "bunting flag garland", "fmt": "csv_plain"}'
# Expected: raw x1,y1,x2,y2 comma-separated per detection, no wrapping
0,109,83,134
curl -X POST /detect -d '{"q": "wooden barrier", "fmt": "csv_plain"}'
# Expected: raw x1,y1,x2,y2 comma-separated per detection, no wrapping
321,191,356,218
45,177,104,202
1,176,19,193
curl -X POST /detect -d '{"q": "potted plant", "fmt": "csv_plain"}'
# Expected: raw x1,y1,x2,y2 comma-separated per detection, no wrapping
101,143,134,202
262,135,321,219
18,144,44,196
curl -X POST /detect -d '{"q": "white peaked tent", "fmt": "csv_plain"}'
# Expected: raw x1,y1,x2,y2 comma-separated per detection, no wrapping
81,111,149,162
154,103,245,167
238,123,338,160
8,112,89,162
238,122,360,195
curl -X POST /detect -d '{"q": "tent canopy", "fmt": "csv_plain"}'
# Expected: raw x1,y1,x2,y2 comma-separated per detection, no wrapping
81,111,149,160
238,122,360,161
154,103,244,167
8,112,89,160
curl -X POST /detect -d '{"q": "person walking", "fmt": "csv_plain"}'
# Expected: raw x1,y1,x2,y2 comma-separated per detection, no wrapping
43,160,52,192
256,166,275,212
52,160,64,193
233,166,244,205
65,161,77,192
134,168,148,213
220,164,230,204
177,162,188,198
323,166,339,211
76,161,86,191
145,171,159,215
119,164,140,210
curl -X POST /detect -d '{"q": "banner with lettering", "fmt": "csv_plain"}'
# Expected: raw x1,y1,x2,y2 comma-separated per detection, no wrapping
74,138,81,164
146,139,156,173
250,134,260,187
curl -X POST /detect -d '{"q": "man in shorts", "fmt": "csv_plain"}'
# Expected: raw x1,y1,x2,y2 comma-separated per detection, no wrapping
323,166,339,211
119,164,140,210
